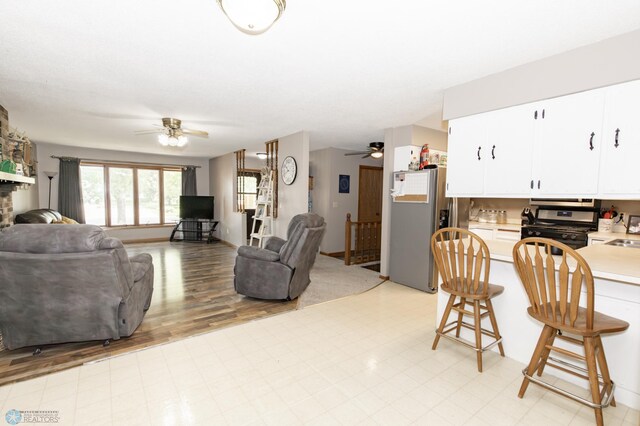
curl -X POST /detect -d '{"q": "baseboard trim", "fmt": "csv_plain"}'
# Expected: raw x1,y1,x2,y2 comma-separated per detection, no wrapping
379,275,389,280
320,251,344,258
220,240,238,249
122,237,168,244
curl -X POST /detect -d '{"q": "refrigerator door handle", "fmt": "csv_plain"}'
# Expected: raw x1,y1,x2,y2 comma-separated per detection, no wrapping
449,198,457,228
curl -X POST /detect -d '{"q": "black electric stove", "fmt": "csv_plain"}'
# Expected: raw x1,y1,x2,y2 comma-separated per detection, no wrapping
521,206,599,253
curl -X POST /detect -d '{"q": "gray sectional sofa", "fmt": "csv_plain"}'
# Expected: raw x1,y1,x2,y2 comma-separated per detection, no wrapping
0,224,154,350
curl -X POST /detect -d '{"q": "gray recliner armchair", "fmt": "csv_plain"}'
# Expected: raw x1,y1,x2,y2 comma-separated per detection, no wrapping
0,224,154,350
234,213,326,300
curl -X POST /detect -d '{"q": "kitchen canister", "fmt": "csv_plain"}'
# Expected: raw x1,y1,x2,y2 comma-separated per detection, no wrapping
598,218,613,232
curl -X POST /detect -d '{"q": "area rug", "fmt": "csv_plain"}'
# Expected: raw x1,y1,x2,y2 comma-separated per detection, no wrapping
298,254,386,308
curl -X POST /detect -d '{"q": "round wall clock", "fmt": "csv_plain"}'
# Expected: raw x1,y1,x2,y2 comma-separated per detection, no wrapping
281,156,297,185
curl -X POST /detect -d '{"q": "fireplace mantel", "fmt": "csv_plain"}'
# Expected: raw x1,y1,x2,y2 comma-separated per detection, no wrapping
0,171,35,190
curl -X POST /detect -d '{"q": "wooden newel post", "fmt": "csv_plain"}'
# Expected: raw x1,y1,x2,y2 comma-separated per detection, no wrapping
345,213,352,265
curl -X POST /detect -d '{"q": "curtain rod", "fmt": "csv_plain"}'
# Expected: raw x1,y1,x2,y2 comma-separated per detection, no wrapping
50,155,201,169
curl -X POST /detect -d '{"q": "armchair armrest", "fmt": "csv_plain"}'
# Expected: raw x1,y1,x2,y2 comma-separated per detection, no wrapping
130,253,152,265
130,253,153,282
237,246,281,262
264,237,286,253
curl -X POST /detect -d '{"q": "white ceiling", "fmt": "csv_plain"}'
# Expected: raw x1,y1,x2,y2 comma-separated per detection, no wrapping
1,1,639,158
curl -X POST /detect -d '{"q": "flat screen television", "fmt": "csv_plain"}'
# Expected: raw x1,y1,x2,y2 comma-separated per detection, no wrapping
180,196,214,220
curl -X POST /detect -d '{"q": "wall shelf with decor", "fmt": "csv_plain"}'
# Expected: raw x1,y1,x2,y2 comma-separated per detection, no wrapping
0,171,35,191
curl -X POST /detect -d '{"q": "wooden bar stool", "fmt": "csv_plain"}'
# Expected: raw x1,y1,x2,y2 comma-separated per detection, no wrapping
431,228,505,372
513,238,629,426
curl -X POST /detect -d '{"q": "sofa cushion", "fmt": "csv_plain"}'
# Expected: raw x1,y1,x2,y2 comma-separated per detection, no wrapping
0,224,106,254
15,209,63,224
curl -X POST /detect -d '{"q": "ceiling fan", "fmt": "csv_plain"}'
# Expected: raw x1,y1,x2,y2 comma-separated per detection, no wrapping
134,118,209,147
344,142,384,159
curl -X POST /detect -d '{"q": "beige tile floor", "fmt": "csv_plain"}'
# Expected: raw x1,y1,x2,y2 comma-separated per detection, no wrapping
0,282,637,425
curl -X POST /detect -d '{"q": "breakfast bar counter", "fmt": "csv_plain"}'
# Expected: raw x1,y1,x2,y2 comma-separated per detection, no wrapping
436,239,640,409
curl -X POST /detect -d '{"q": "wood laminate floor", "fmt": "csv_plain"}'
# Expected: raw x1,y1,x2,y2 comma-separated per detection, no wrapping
0,241,296,387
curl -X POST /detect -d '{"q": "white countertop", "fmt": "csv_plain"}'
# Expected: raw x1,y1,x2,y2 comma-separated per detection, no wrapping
485,239,640,286
588,230,640,241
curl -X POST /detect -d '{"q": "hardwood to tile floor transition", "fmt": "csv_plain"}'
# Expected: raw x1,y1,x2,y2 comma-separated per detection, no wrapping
0,241,296,387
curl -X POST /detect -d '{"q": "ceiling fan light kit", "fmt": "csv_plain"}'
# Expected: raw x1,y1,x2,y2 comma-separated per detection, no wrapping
158,134,188,147
217,0,286,35
135,117,208,148
344,142,385,159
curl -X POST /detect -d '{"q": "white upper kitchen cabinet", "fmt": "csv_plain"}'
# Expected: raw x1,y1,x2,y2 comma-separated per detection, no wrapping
598,79,640,198
483,103,537,197
532,88,606,197
446,113,487,197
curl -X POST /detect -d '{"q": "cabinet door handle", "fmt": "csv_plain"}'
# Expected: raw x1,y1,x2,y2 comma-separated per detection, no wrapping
491,145,496,160
477,146,481,160
534,110,538,120
530,180,534,189
538,180,541,189
614,128,620,148
589,132,595,151
542,109,545,119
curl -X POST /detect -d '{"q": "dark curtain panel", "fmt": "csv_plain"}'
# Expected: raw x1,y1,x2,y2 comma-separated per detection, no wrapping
181,166,198,240
182,167,197,196
58,157,86,223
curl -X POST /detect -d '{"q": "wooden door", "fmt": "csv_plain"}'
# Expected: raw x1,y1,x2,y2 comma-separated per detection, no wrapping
358,166,383,221
354,165,383,263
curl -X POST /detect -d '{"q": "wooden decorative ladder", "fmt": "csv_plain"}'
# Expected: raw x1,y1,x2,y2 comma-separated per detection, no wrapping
249,169,274,248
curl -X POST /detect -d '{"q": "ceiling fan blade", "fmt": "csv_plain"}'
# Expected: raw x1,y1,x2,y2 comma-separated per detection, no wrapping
182,129,209,137
344,151,369,156
134,129,162,135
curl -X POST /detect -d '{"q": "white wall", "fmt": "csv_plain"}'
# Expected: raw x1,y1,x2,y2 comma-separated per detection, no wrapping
274,131,309,239
208,133,309,246
443,30,640,120
11,185,39,215
209,152,245,247
380,125,448,277
310,147,383,254
35,142,210,241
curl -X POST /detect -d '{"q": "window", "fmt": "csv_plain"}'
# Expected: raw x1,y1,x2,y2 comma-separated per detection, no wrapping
237,170,261,210
80,163,183,226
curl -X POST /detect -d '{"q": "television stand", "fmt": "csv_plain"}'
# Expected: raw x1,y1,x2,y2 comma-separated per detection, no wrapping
170,219,219,243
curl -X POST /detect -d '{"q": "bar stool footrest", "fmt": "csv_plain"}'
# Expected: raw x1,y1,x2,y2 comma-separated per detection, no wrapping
437,320,502,353
522,356,616,409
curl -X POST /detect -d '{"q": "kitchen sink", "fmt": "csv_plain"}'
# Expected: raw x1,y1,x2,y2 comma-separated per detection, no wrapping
605,239,640,249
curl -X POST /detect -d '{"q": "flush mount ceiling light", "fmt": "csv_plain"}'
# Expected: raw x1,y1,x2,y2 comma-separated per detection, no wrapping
217,0,286,35
256,152,268,159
